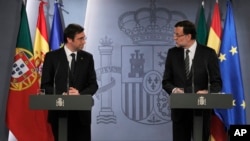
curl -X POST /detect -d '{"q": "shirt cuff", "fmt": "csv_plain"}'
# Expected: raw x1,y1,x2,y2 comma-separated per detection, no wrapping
172,88,177,93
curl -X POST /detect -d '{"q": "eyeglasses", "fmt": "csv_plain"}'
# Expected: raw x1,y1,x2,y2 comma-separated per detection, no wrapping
173,34,186,38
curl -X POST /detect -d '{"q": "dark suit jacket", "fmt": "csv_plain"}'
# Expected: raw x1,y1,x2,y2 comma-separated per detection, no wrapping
162,43,222,94
162,43,222,120
41,47,98,124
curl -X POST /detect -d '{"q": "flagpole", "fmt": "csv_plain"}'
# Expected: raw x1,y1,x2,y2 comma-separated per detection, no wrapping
23,0,27,6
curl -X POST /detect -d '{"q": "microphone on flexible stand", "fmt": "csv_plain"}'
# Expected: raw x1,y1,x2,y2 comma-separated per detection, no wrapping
53,62,60,95
191,59,195,94
206,63,211,94
67,61,70,95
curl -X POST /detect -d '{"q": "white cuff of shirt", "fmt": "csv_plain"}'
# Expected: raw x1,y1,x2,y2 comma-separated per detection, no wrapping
172,88,177,93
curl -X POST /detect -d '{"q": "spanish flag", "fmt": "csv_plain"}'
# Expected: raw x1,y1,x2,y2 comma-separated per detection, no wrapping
207,0,221,54
33,1,49,77
207,1,226,141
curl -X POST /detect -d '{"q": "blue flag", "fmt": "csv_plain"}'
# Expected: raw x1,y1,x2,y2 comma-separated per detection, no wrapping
49,2,63,50
215,0,246,130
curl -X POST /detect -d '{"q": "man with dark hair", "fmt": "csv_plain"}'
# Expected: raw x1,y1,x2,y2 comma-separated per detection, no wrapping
41,23,98,141
162,20,222,141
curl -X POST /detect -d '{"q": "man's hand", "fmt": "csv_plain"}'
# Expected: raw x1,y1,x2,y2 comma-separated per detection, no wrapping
173,88,184,94
196,90,208,94
68,87,80,95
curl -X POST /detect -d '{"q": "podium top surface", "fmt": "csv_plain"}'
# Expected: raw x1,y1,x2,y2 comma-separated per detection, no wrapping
29,95,93,111
170,93,233,109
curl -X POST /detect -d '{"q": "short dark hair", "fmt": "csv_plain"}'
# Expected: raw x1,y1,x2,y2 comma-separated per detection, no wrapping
175,20,196,40
63,24,84,43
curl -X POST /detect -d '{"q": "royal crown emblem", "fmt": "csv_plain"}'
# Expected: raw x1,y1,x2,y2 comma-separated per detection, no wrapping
118,0,186,44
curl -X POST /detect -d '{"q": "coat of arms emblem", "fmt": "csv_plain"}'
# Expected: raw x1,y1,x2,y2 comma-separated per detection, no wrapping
56,98,64,107
197,96,206,106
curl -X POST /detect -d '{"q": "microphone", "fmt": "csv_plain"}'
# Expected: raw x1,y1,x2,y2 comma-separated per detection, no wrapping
53,62,60,95
67,61,70,95
206,63,211,94
191,59,195,94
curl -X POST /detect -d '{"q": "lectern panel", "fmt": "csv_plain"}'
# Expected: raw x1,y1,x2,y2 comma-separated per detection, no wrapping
170,93,233,109
29,95,93,111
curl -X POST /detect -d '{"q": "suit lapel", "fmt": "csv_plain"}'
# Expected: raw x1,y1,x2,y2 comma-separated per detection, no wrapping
174,48,186,81
57,47,73,85
73,51,85,83
192,45,202,71
58,47,69,70
179,48,186,79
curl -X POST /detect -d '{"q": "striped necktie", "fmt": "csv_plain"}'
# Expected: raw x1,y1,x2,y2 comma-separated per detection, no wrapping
185,49,190,78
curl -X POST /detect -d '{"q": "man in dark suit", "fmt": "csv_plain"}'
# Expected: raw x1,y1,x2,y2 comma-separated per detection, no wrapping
162,20,222,141
41,24,98,141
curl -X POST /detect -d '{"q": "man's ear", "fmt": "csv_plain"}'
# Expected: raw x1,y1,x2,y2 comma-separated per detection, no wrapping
187,34,192,40
67,37,73,43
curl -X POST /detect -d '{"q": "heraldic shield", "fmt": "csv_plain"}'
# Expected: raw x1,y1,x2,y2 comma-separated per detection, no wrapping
121,45,171,125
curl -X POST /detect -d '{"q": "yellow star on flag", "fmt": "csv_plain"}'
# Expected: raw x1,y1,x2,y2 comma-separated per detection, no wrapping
219,53,226,62
230,46,238,55
241,100,246,109
233,99,236,106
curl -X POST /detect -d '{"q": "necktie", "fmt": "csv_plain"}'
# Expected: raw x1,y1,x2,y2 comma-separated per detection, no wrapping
185,49,190,78
70,53,76,74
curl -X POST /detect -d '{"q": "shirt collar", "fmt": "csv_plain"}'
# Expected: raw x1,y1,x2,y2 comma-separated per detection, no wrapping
186,41,197,53
64,45,77,58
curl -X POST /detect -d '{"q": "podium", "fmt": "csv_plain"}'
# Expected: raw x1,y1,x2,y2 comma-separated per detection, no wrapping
29,95,93,141
170,94,233,141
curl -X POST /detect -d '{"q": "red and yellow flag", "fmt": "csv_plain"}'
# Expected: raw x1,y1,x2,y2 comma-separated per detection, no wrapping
207,1,227,141
33,1,49,77
207,0,222,54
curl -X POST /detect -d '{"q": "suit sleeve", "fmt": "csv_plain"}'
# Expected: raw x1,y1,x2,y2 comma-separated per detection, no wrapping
79,55,98,95
41,52,54,94
162,49,175,95
208,49,222,93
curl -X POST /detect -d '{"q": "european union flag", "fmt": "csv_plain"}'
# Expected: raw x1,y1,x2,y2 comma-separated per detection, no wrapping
215,0,246,130
49,2,63,51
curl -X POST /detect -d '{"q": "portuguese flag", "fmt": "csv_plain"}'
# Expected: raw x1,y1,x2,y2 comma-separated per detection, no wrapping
6,4,54,141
